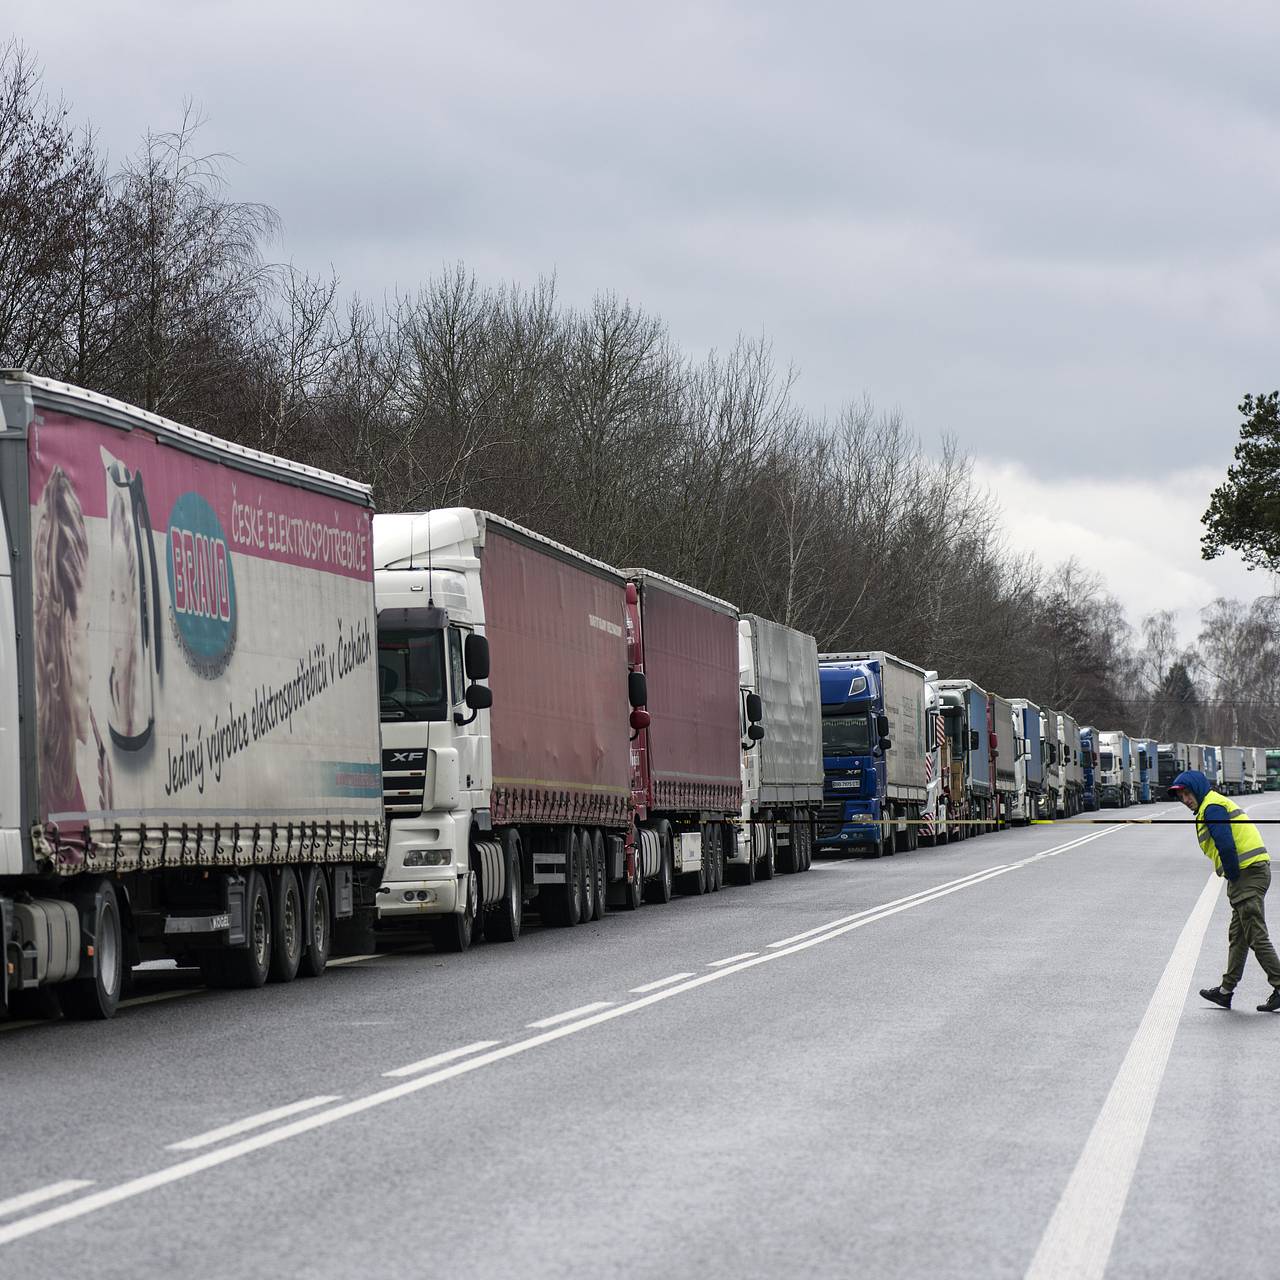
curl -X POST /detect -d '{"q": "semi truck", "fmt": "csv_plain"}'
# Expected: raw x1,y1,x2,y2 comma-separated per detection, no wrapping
991,693,1017,826
1252,748,1268,793
1058,712,1084,815
374,509,645,948
1268,750,1280,791
0,372,385,1017
1097,731,1132,807
1132,739,1155,804
937,679,996,836
817,651,928,857
733,614,822,880
1008,698,1044,825
1080,727,1101,810
921,675,951,845
1203,745,1222,790
1038,709,1063,820
1158,743,1191,799
625,569,747,896
1222,745,1246,796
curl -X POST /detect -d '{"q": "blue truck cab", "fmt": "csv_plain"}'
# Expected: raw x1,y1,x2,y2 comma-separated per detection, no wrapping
1081,726,1101,810
817,658,889,854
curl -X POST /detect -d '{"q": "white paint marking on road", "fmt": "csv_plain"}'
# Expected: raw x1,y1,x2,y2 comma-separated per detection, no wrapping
382,1041,502,1078
630,973,695,994
325,953,378,967
527,1002,614,1028
708,952,758,967
0,1182,93,1219
0,826,1133,1249
1023,871,1222,1280
165,1096,343,1152
766,865,1012,948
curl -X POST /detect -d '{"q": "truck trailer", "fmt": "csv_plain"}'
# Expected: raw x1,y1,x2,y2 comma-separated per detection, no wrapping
0,373,385,1017
991,693,1017,826
1057,712,1084,816
733,614,822,880
1222,745,1246,796
818,651,928,856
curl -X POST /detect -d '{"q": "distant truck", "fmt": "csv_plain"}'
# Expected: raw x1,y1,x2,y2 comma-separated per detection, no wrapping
1268,750,1280,791
818,651,928,857
1204,745,1222,790
1058,712,1084,815
733,614,821,880
375,509,642,947
991,693,1017,826
1252,747,1268,794
625,569,748,897
1133,738,1156,804
1222,745,1246,796
1038,709,1062,821
922,675,951,845
1009,698,1044,825
1097,731,1132,807
937,679,997,836
1158,743,1191,799
1080,726,1102,810
0,372,385,1018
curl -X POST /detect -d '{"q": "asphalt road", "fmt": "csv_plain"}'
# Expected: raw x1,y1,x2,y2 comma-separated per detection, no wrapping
3,801,1279,1279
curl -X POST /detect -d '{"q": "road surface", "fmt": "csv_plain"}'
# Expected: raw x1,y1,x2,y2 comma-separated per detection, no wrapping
3,801,1277,1279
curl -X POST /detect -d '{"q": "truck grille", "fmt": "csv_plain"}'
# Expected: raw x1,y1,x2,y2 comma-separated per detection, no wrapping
818,800,846,835
382,748,426,819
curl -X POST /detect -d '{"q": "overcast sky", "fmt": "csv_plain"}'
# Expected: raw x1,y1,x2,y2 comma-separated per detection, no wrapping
11,0,1277,639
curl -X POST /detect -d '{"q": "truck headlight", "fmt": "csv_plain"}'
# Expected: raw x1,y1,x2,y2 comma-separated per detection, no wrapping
403,849,451,867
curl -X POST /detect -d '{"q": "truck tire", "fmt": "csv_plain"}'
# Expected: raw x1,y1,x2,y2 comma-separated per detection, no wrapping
298,866,332,978
590,829,607,922
62,879,125,1020
800,821,813,871
758,825,776,880
578,828,596,923
488,830,523,943
738,825,757,887
213,871,273,989
268,867,304,983
645,823,673,905
622,834,644,911
434,859,479,950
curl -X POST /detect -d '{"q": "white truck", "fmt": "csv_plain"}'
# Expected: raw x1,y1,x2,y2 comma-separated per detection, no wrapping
0,373,385,1017
1097,731,1132,807
1038,709,1062,820
731,614,823,880
1058,712,1084,815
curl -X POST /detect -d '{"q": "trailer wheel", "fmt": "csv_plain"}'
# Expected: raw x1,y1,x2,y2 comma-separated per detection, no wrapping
590,829,607,922
212,871,273,988
800,820,814,871
578,828,596,923
488,830,523,943
645,822,673,905
713,823,730,890
268,868,304,983
298,867,332,978
62,879,124,1020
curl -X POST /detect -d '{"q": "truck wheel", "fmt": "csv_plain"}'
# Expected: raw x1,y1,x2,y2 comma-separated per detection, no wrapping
758,825,776,880
714,823,730,890
622,834,644,911
562,830,585,924
298,867,332,978
489,830,523,943
645,823,673,905
578,828,596,923
215,871,273,988
738,826,757,886
62,879,125,1020
434,861,478,951
268,867,304,983
591,829,607,922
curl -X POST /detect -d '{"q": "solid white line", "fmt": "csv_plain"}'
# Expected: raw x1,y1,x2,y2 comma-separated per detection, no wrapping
1023,871,1222,1280
630,973,695,994
527,1002,614,1028
382,1041,501,1078
708,952,758,967
325,953,378,967
0,828,1129,1248
766,865,1012,948
0,1182,94,1220
165,1096,342,1152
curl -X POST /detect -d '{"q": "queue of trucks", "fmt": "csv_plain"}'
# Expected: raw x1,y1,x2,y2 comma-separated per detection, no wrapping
2,372,1277,1019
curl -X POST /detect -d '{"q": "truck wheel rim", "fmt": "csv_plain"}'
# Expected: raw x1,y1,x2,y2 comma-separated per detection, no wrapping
283,887,299,956
311,883,327,951
100,904,120,998
253,896,268,966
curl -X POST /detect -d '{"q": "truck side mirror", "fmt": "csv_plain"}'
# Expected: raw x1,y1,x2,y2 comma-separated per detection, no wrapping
746,692,763,724
877,714,890,738
464,633,490,681
880,738,893,752
748,723,765,742
628,671,648,709
464,684,492,711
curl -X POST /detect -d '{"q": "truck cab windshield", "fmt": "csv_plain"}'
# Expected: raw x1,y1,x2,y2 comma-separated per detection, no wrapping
378,626,447,722
823,714,872,755
1100,752,1115,771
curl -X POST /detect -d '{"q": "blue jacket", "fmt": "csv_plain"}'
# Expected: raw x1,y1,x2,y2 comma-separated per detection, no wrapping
1172,770,1241,880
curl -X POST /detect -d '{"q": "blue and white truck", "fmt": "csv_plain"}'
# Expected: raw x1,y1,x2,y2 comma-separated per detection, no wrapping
1133,738,1157,804
817,651,928,857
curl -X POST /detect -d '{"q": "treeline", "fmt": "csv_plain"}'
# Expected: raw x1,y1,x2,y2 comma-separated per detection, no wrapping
1,44,1269,743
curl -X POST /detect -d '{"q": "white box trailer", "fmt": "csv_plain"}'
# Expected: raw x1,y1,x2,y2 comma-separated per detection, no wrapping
1223,745,1246,795
0,372,385,1017
733,615,823,879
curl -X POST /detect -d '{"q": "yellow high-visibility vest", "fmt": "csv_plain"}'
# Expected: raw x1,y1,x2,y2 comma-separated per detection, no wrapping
1196,789,1269,876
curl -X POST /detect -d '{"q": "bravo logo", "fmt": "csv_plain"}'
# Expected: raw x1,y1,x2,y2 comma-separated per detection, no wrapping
167,492,237,676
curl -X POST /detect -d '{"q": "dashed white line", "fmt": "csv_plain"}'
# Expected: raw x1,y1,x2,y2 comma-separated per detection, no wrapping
630,973,695,994
0,1182,93,1220
708,952,758,968
165,1096,342,1152
383,1041,502,1078
527,1002,614,1028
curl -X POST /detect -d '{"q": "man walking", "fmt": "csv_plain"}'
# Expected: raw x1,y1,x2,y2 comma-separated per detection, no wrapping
1168,770,1280,1012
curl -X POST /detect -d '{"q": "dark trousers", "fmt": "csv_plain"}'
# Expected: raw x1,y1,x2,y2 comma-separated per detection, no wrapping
1222,863,1280,992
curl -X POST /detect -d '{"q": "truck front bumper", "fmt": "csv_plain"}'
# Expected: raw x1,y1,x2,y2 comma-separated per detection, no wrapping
377,814,467,919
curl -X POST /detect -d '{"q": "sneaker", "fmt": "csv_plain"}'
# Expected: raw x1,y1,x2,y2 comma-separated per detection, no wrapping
1200,986,1233,1009
1257,989,1280,1013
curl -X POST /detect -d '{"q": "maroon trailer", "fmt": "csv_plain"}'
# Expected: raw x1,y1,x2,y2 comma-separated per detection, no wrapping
623,568,743,898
